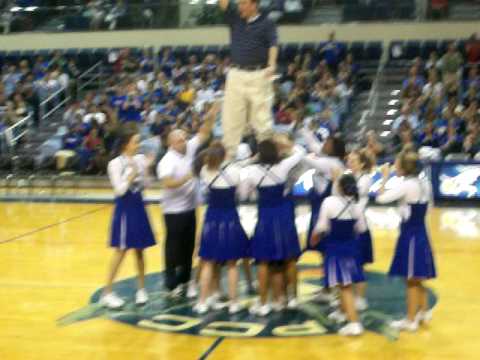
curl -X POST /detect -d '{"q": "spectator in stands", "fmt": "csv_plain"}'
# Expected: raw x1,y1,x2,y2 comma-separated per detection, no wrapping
142,0,154,28
463,84,480,106
464,66,480,90
119,92,142,123
466,33,480,65
463,119,480,157
441,42,463,93
395,125,417,153
87,0,106,31
425,51,442,72
105,0,126,30
63,101,84,127
403,66,425,89
418,120,440,148
140,48,155,75
3,65,21,97
422,69,444,101
393,103,420,132
177,79,196,108
319,31,342,73
440,121,464,156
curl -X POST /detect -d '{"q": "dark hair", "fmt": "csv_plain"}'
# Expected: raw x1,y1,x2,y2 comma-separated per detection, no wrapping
338,173,359,202
258,139,280,165
206,141,226,170
116,125,139,155
326,135,346,160
398,150,421,176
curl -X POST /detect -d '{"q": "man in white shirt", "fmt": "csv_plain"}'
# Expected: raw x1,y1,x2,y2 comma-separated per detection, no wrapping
157,102,220,294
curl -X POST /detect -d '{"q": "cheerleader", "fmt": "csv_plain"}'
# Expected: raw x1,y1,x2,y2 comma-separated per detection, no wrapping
100,127,156,309
310,174,367,336
193,141,249,315
374,150,436,332
242,139,306,316
346,149,374,311
300,127,346,253
300,128,345,303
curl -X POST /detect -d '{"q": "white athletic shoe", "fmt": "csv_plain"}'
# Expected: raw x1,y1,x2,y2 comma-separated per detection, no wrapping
193,302,209,315
415,310,433,325
100,292,125,309
390,318,419,332
206,293,228,310
186,281,198,299
313,289,335,303
271,301,286,312
287,297,299,310
355,297,369,311
135,289,149,305
249,302,272,317
338,322,364,336
228,302,244,314
328,310,347,324
169,285,184,298
211,300,229,311
330,297,341,307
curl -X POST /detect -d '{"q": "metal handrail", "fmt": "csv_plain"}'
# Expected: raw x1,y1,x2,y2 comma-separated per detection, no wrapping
1,112,32,149
77,61,104,93
78,61,103,81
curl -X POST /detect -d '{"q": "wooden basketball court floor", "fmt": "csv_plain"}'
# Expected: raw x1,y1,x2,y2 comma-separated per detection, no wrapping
1,201,479,360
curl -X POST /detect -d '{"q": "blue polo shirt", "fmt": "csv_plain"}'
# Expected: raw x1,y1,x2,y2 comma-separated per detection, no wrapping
224,5,278,67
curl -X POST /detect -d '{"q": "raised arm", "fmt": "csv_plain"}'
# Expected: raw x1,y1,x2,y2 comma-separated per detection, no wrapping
197,102,221,145
277,145,307,175
299,127,324,155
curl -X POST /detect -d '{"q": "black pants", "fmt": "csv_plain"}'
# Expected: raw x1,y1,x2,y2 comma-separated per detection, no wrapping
163,210,196,291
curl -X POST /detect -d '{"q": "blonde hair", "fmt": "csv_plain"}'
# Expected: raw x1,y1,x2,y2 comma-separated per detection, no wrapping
398,150,420,176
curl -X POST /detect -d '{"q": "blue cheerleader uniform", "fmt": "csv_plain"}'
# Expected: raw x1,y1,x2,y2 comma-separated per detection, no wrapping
199,165,249,262
250,167,301,262
305,179,333,252
109,156,156,249
389,202,437,279
357,230,374,265
322,202,365,288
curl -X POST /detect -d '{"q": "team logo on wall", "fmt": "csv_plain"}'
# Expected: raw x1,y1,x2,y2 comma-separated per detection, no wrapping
58,265,437,340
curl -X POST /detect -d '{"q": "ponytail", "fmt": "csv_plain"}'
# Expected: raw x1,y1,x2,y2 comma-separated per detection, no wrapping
338,173,359,202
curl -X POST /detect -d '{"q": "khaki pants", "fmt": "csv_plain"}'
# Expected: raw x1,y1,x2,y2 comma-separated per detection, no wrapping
222,68,274,158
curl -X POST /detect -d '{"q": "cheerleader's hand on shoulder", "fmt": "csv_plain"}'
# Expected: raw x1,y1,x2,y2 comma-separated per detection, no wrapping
381,163,391,179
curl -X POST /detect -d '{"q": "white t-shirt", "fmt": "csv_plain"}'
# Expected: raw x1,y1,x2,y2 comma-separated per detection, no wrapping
157,136,201,214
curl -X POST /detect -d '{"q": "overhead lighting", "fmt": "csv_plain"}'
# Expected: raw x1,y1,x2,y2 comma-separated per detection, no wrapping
391,90,401,96
10,6,22,12
381,131,391,137
383,119,394,125
389,99,399,106
25,6,38,12
386,109,398,116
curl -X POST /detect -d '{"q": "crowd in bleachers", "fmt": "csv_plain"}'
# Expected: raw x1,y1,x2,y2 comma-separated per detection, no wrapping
53,35,359,174
392,34,480,160
0,50,79,132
